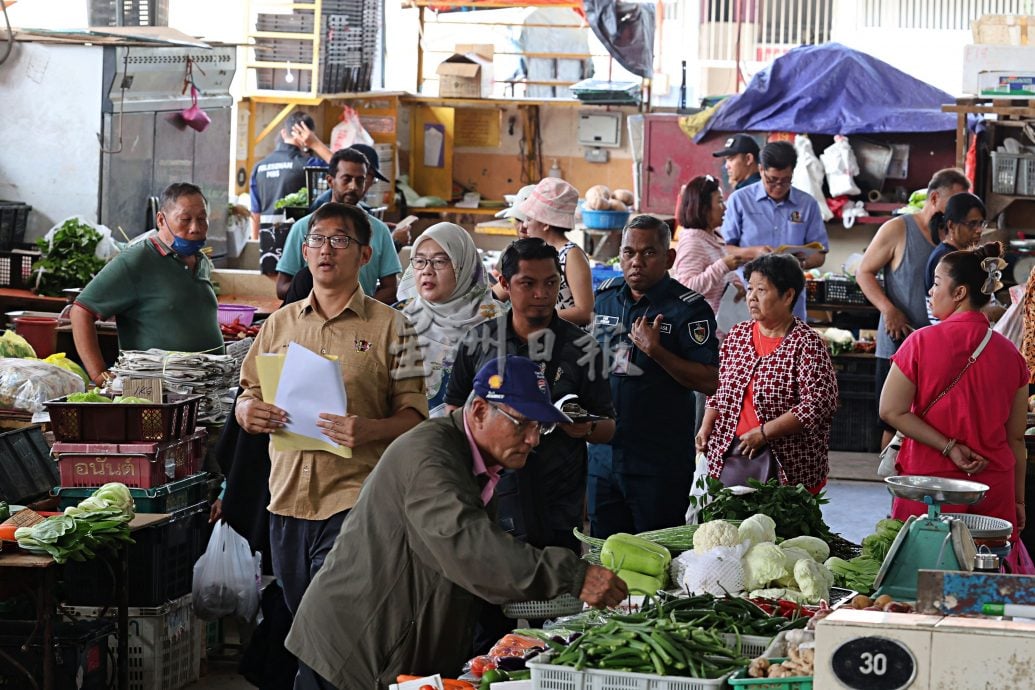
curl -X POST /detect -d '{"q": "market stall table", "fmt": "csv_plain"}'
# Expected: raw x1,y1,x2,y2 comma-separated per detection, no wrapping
0,512,171,690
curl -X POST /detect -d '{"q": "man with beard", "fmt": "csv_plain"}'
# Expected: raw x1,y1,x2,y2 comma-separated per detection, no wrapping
275,147,401,304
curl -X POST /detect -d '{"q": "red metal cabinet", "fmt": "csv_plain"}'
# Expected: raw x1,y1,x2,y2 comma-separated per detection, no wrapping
641,114,727,215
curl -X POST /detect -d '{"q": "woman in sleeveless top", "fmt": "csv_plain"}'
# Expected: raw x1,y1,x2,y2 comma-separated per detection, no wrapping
881,241,1028,540
515,177,593,327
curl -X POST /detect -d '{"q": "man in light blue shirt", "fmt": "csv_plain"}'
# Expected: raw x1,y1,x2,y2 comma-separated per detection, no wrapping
276,148,401,304
721,140,828,320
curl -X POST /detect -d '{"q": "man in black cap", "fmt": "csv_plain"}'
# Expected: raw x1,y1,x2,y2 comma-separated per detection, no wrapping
286,354,628,689
305,142,390,212
275,146,402,304
712,133,761,190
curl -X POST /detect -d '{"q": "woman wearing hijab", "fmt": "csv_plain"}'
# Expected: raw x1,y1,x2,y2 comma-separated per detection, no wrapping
397,222,505,416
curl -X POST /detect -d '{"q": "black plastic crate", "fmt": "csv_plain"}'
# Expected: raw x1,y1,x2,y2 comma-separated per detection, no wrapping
0,251,37,290
836,372,873,395
0,619,113,690
832,354,878,376
825,277,871,305
0,425,59,505
0,202,30,251
830,391,882,452
53,472,210,513
61,501,210,607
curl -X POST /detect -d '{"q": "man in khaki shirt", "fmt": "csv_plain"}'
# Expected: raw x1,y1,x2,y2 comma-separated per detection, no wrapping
237,202,428,614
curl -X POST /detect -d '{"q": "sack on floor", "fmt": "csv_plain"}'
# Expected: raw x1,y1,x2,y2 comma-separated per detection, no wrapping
192,520,262,621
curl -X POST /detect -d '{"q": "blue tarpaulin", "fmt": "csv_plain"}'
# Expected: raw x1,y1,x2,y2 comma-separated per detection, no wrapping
694,43,958,141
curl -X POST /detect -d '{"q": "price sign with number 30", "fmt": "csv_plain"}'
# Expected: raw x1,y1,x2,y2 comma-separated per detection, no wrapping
831,636,916,690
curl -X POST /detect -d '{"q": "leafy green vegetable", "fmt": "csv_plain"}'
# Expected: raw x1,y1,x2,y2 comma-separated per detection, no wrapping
274,187,308,209
693,477,861,560
16,483,134,563
31,219,107,296
112,396,152,404
825,555,881,594
67,389,112,403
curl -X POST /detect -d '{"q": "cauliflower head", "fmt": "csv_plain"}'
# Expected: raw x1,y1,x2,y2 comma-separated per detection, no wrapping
742,542,789,590
693,519,742,554
738,514,777,546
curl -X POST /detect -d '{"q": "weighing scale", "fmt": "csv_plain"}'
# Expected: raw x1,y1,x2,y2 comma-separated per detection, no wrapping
873,476,986,601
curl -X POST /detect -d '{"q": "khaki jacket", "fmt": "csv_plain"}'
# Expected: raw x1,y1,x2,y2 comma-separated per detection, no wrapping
286,410,588,689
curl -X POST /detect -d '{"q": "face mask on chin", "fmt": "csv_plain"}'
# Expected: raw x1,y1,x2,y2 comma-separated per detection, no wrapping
170,236,206,256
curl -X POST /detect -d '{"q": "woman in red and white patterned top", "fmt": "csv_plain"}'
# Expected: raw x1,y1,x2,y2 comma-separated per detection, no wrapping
696,254,839,490
672,175,745,318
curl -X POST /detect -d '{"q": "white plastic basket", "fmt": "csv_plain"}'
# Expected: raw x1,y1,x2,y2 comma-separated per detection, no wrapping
528,652,733,690
943,513,1013,539
502,594,584,619
59,593,203,690
721,633,776,658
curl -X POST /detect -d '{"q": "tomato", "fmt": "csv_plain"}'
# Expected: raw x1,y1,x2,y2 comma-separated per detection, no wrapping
469,656,496,676
420,686,436,690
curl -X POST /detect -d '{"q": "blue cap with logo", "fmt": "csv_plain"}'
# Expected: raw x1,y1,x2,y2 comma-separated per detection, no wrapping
473,355,572,424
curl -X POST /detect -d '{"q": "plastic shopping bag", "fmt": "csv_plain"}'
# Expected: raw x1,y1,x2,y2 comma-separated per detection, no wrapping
329,105,374,152
685,452,711,525
820,135,861,197
192,521,262,621
792,134,833,221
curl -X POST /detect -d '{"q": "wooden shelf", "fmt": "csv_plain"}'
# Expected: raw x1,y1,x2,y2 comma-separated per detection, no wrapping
413,206,503,216
399,94,584,108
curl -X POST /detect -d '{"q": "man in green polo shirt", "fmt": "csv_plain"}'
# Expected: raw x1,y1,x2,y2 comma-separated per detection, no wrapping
71,182,224,387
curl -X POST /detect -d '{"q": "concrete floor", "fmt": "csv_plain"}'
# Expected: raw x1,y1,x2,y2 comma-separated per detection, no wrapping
185,454,891,690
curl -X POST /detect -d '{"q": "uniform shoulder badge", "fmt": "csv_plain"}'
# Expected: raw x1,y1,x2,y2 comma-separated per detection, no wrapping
688,320,710,345
677,289,703,306
596,276,625,293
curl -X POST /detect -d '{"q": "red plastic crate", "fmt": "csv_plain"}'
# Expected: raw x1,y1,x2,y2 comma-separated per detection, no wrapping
45,394,201,443
54,428,205,489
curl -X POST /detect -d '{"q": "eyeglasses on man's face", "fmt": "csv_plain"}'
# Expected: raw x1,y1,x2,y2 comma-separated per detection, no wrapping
489,402,555,436
762,173,793,188
304,233,362,250
411,256,452,271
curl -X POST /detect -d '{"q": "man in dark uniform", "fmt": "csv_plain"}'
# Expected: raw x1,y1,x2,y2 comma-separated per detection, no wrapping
445,237,616,652
250,111,326,273
712,133,761,191
590,215,720,538
445,237,616,552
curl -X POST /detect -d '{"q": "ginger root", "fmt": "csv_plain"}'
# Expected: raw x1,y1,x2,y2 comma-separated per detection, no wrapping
748,657,770,678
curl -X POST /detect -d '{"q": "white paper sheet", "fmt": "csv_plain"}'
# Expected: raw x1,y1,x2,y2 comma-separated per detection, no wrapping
273,342,348,445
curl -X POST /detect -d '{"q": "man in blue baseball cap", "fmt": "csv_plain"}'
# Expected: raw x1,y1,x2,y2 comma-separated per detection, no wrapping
286,354,627,690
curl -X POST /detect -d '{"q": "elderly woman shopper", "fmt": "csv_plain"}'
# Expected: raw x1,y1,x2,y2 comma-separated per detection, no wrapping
696,254,839,490
881,241,1027,537
672,175,745,315
397,222,504,416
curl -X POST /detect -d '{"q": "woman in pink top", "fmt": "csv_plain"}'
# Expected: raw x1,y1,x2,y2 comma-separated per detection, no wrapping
880,242,1028,538
672,175,745,316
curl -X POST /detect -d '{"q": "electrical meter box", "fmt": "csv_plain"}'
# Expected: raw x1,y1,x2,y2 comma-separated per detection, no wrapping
578,112,622,148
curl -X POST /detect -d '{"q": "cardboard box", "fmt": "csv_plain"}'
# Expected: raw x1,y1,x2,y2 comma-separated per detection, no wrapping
962,43,1035,97
437,45,494,98
973,14,1035,45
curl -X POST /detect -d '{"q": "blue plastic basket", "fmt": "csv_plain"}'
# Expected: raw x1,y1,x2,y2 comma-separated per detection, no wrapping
580,204,631,229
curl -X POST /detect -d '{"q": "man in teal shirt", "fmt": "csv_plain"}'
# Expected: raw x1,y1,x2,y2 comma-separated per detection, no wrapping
275,148,401,304
71,182,224,387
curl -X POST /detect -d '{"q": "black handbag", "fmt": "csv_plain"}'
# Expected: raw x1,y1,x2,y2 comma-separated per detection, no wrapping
718,440,780,487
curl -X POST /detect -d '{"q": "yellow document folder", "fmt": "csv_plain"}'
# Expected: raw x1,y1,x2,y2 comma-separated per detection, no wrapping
256,354,352,459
